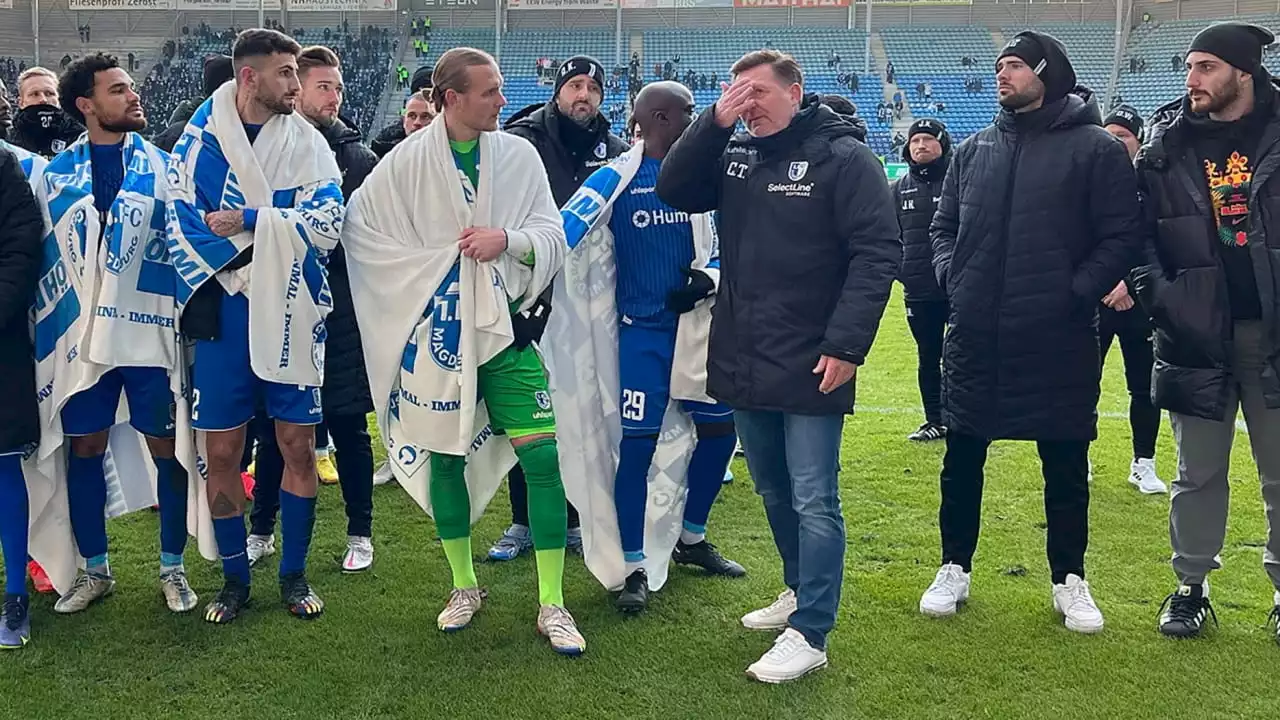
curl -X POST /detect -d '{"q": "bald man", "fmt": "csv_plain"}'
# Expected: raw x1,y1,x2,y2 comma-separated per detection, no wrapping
571,82,745,613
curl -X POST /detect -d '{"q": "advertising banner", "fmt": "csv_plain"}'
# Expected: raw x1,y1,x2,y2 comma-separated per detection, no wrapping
68,0,176,9
508,0,618,9
733,0,850,7
619,0,732,7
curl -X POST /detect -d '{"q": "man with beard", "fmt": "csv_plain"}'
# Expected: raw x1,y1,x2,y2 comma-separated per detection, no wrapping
491,54,629,562
34,54,195,616
1097,105,1166,496
166,29,344,624
153,55,234,153
246,45,378,574
893,118,951,443
920,31,1143,634
370,66,434,159
657,50,900,682
8,67,83,159
1132,22,1280,642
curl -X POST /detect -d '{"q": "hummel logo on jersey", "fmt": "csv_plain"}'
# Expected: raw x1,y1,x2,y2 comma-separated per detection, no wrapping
632,208,689,229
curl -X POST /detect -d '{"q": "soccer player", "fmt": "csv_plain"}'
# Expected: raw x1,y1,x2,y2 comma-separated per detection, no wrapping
40,54,195,616
0,137,45,649
578,82,745,613
167,29,345,624
342,48,584,655
248,45,379,574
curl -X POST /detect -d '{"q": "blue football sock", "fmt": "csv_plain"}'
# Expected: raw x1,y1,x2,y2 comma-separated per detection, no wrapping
615,435,659,561
278,489,316,578
0,455,30,597
67,452,109,565
212,516,250,587
683,429,736,537
153,457,187,567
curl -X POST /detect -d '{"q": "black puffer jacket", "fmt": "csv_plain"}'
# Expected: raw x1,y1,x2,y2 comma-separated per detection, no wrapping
320,116,378,416
931,90,1144,441
370,119,406,159
152,97,204,153
8,105,83,159
892,153,948,303
503,102,629,206
657,97,901,415
0,148,45,451
1133,79,1280,421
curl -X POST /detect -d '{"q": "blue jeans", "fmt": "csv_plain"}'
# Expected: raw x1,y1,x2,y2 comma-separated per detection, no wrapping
735,410,846,650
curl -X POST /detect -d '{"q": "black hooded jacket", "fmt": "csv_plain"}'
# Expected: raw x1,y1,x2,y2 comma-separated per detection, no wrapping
1133,77,1280,421
503,101,629,206
152,97,204,153
318,116,378,416
930,89,1144,441
8,105,84,159
0,148,44,451
657,96,901,416
370,119,406,159
892,146,950,303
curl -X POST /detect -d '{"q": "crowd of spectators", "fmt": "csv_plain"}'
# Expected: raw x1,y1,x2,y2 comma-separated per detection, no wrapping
139,22,394,140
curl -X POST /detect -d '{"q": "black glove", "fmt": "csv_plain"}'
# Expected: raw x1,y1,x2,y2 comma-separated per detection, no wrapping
665,268,715,314
511,296,552,349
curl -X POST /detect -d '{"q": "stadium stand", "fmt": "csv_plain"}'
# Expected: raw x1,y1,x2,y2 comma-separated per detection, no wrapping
6,2,1280,160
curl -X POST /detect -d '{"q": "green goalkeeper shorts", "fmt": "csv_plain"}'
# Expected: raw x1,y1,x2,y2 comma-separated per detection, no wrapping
478,343,556,439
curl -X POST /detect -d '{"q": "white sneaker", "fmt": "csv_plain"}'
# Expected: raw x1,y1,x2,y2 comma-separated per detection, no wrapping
745,628,828,684
160,568,199,613
342,536,374,573
53,571,115,614
1052,574,1105,633
374,462,394,486
741,589,797,630
246,534,275,568
1087,459,1094,484
920,563,971,617
1128,458,1168,495
537,605,586,655
437,587,485,632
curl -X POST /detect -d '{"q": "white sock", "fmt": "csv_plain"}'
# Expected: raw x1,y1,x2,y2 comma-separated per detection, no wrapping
315,448,330,460
625,560,644,575
680,529,706,545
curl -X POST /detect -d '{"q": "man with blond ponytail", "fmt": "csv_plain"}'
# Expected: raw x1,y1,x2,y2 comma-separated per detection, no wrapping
341,48,584,655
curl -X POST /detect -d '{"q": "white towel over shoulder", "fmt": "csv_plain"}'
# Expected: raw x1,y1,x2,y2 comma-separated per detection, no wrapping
342,116,564,519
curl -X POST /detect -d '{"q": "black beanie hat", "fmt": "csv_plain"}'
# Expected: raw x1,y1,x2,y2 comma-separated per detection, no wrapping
902,117,951,162
997,31,1077,105
410,65,433,94
202,55,233,97
1187,22,1275,73
554,55,606,97
1102,104,1143,139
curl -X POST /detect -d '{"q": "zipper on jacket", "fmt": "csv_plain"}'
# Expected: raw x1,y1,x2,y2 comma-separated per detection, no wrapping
993,139,1021,424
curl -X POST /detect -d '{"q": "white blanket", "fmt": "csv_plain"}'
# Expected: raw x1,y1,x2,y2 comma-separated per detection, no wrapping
342,116,563,519
545,141,721,591
166,81,345,560
24,133,185,592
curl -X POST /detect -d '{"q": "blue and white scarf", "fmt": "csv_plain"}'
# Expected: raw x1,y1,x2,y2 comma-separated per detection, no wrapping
166,80,343,387
24,132,182,593
544,142,722,592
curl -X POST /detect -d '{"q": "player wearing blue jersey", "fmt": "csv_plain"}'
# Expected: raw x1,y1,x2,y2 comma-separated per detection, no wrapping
46,55,196,617
611,83,744,614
